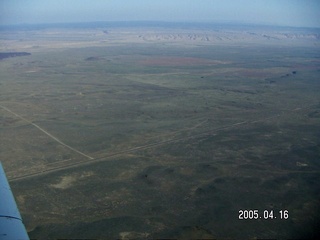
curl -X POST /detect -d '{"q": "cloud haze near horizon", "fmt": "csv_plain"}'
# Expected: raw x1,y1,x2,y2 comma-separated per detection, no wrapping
1,0,319,28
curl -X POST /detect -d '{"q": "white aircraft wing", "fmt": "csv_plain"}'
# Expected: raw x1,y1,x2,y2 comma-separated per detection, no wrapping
0,162,29,240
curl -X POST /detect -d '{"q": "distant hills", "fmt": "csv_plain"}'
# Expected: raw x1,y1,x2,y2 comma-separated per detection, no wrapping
136,31,320,43
0,22,319,48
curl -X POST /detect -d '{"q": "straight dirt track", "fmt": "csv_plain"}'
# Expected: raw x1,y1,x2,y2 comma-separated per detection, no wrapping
7,104,318,182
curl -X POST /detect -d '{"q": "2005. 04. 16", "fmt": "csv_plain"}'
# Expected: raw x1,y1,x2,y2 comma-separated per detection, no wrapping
238,210,289,220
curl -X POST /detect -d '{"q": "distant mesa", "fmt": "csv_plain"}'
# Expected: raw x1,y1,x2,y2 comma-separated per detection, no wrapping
0,52,31,60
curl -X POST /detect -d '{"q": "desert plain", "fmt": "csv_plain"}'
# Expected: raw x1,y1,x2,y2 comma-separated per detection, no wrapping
0,22,320,239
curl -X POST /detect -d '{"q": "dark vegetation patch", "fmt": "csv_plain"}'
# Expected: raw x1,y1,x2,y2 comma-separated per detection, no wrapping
265,143,320,170
137,165,177,186
261,175,291,190
238,164,265,170
308,110,320,118
0,52,31,60
84,56,105,61
29,216,151,239
162,226,215,239
0,116,19,126
293,172,320,191
195,163,219,174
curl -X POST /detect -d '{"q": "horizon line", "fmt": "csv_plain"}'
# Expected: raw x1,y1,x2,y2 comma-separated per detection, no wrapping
1,20,319,30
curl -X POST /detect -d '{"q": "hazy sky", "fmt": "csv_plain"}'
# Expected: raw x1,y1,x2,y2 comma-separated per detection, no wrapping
1,0,319,28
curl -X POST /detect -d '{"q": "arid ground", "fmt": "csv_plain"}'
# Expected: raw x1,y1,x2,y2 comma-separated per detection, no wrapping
1,22,320,239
